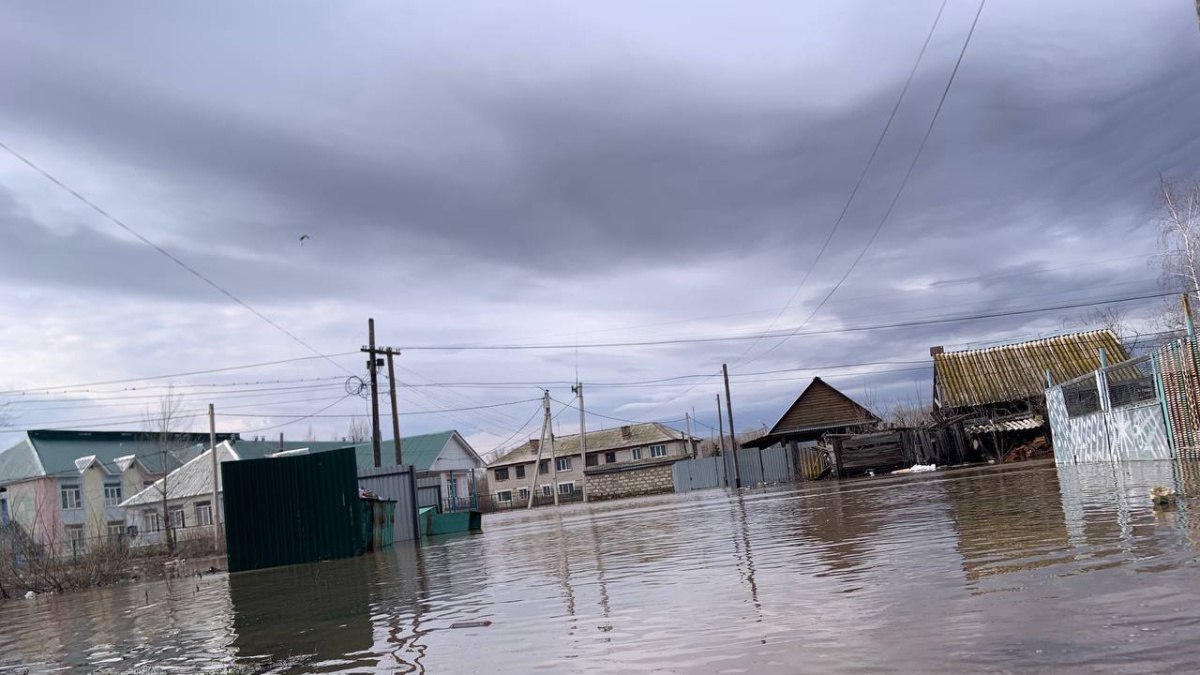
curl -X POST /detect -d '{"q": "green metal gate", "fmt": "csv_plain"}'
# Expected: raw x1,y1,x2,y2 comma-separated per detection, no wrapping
223,446,365,573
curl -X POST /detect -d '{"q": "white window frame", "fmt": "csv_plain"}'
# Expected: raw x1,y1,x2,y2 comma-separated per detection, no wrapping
649,444,667,458
65,524,85,549
497,490,513,504
541,484,553,497
631,448,643,461
195,502,214,527
61,484,82,511
169,508,185,530
555,457,571,472
103,482,123,507
558,482,575,496
144,510,162,532
107,521,125,541
517,487,530,502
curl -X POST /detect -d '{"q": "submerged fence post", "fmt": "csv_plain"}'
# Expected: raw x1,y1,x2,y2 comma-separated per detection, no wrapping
1153,351,1177,459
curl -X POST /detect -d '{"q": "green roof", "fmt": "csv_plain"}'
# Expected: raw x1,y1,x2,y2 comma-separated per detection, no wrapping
0,430,239,484
239,431,459,473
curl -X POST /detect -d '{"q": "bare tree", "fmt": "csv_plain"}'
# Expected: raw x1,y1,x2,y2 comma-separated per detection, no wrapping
346,416,370,443
1156,177,1200,328
1064,305,1145,355
143,389,193,554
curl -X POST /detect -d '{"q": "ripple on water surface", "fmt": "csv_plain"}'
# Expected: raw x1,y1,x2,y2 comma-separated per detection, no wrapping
3,460,1200,673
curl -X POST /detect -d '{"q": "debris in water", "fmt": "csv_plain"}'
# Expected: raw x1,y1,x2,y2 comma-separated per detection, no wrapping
24,591,35,600
892,464,937,475
1151,486,1178,509
450,620,493,629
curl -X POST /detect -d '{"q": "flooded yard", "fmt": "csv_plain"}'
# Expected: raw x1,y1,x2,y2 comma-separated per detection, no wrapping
4,460,1200,673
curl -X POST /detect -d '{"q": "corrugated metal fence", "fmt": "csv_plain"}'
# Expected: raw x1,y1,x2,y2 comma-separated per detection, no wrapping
358,465,420,544
673,446,796,493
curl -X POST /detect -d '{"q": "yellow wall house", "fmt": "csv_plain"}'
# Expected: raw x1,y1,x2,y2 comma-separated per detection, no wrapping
0,430,234,555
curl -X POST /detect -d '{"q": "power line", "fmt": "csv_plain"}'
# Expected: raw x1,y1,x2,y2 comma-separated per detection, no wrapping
746,0,989,366
0,353,358,396
738,0,951,362
393,290,1173,351
0,139,354,376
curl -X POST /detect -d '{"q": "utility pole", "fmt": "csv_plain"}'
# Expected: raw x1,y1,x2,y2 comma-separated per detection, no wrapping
716,394,726,455
572,382,588,503
723,363,742,489
548,395,560,507
527,390,551,509
386,350,403,466
685,412,694,458
367,318,381,467
209,403,220,546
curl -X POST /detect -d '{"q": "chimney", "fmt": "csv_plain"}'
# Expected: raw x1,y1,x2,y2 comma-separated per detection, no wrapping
621,425,632,439
930,346,945,357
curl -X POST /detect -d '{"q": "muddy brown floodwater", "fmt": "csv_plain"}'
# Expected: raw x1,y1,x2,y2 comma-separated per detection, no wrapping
4,460,1200,674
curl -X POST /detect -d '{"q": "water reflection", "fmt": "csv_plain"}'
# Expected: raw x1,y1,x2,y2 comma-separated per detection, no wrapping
5,461,1200,673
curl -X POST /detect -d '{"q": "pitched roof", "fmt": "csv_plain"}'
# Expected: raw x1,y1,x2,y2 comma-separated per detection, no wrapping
237,430,474,473
932,329,1129,409
121,441,240,507
0,430,238,485
766,377,879,436
488,422,688,467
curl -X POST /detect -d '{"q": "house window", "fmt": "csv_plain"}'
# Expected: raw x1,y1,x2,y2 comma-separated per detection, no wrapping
104,482,123,506
144,510,162,532
539,460,549,475
61,484,82,511
65,524,85,550
195,501,213,527
586,454,599,467
107,521,125,541
541,484,553,497
558,482,575,496
555,457,571,472
497,490,513,504
0,496,8,524
169,508,185,530
631,448,643,461
649,444,667,458
494,467,510,481
605,451,617,464
515,465,526,479
517,488,530,502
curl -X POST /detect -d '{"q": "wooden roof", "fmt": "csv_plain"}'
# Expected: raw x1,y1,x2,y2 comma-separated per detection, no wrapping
767,378,880,436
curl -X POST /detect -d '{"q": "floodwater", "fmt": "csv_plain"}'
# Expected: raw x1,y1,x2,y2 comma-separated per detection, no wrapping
4,461,1200,674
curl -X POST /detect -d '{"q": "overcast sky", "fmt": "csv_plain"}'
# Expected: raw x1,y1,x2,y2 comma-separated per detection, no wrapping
1,0,1198,456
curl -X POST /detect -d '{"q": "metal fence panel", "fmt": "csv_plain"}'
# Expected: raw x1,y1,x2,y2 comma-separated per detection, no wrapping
358,465,420,544
223,447,364,573
672,456,726,493
674,446,796,493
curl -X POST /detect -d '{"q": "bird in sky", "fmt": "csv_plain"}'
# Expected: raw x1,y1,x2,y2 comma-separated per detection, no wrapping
299,234,310,246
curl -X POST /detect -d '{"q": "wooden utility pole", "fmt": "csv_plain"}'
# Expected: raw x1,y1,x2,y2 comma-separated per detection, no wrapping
723,363,742,489
367,318,381,467
572,382,588,503
386,350,403,466
209,403,220,546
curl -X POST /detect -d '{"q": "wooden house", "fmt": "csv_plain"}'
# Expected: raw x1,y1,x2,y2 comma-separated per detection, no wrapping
743,377,880,449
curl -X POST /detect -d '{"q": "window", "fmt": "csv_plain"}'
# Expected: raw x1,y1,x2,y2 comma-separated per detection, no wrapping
494,467,510,481
649,444,667,458
555,457,571,472
539,460,549,475
65,524,84,550
144,510,162,532
107,521,125,541
1,494,9,524
541,484,553,497
497,490,513,504
515,465,526,479
143,480,156,488
631,448,643,461
585,454,599,467
517,488,530,502
558,482,575,496
195,501,213,527
605,451,617,464
61,484,82,511
169,508,185,530
104,482,123,506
